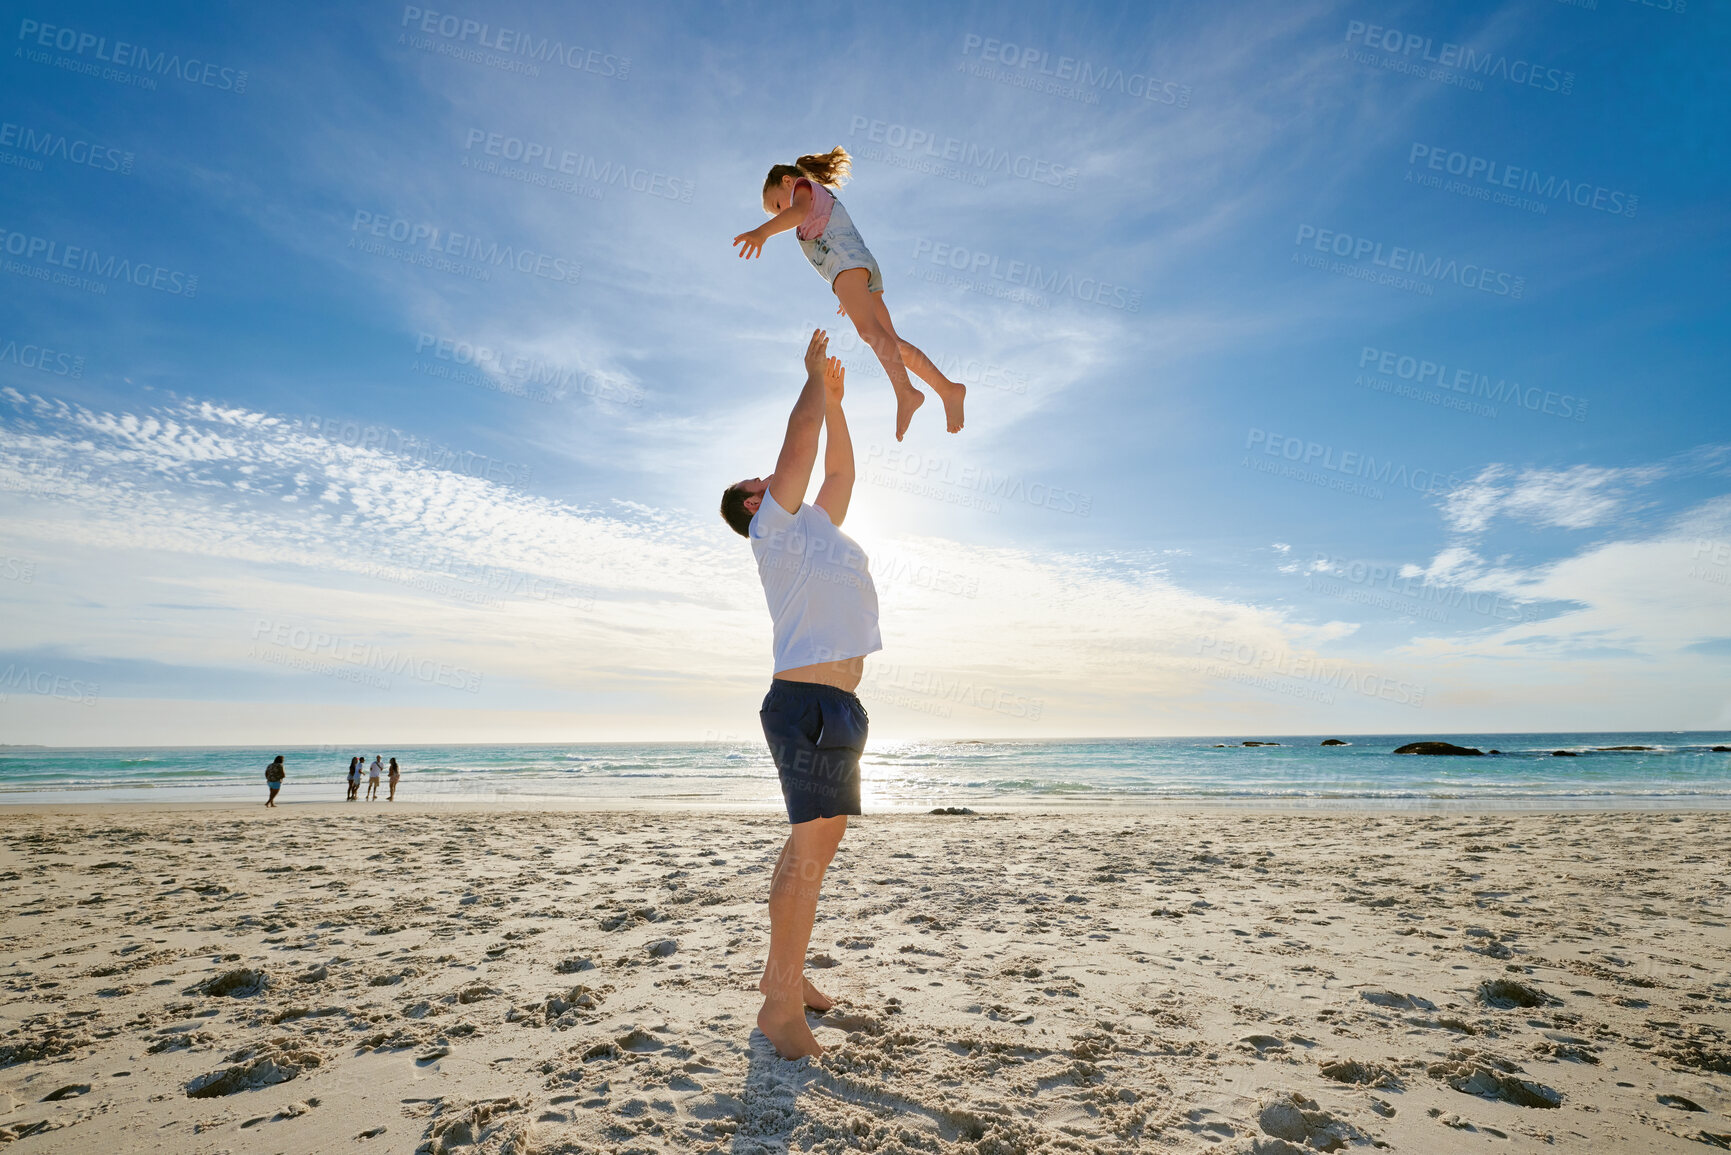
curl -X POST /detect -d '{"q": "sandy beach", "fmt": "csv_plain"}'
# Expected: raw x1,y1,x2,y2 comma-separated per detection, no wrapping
0,804,1727,1153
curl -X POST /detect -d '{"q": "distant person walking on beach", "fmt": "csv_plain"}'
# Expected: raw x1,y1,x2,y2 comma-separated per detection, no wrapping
367,756,383,801
264,755,284,807
719,330,879,1060
387,757,401,801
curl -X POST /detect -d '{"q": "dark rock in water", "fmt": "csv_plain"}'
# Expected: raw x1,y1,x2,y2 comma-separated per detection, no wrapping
1242,741,1280,747
1598,745,1653,751
1551,750,1579,757
1212,744,1230,748
929,806,976,816
1320,739,1348,746
1393,741,1483,756
1713,746,1731,753
1488,749,1502,755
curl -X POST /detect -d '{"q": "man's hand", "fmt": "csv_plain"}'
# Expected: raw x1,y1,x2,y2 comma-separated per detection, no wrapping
823,355,845,405
803,329,830,379
732,227,767,259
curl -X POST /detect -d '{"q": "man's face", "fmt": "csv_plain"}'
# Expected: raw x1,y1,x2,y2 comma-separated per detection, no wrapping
735,475,770,514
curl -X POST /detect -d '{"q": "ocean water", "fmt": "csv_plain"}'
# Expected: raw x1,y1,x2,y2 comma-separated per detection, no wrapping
2,733,1729,810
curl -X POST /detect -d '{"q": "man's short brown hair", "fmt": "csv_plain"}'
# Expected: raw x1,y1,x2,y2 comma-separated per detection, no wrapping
720,484,754,537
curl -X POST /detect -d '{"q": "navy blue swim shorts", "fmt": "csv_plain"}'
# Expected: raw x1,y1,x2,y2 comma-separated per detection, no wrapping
759,679,868,824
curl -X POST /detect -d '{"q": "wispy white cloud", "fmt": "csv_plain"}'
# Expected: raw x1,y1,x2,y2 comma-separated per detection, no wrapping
0,384,1451,739
1442,463,1667,535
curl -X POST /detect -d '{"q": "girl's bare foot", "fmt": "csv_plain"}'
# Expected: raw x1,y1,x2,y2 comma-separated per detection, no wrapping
757,998,823,1059
895,387,925,441
802,977,834,1012
931,379,966,433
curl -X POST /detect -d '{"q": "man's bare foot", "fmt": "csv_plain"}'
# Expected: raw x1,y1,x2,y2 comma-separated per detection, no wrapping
757,998,823,1059
931,379,966,433
802,977,834,1012
895,387,925,441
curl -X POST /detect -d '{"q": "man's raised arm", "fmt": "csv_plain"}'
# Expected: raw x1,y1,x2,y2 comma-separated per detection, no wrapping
813,356,854,526
766,330,832,516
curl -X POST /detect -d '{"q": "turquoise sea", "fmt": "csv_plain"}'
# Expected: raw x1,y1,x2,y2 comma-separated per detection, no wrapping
2,733,1729,810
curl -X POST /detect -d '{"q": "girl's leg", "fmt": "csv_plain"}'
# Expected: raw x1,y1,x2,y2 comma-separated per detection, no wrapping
864,292,966,434
833,268,923,441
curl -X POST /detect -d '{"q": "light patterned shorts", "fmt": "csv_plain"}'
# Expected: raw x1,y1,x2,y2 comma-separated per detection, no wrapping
799,221,883,295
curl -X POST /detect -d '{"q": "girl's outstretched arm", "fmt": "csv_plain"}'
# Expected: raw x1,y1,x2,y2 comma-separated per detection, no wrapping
733,183,813,259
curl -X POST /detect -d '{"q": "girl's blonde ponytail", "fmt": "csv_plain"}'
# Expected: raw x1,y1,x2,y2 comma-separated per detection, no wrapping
762,146,852,199
793,147,851,187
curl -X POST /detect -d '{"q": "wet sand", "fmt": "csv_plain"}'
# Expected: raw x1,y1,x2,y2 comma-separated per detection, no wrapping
1,804,1727,1152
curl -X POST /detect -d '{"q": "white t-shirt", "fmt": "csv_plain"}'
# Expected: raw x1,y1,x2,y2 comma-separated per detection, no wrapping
369,760,383,779
749,492,882,674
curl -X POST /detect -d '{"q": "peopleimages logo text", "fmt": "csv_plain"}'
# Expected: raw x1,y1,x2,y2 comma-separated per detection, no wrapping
866,443,1091,516
1294,225,1524,298
960,34,1191,106
350,211,580,285
16,18,248,92
0,121,132,174
251,619,483,693
0,664,99,706
0,336,83,377
848,117,1077,189
911,239,1140,312
1246,428,1466,498
1358,346,1587,421
1308,554,1531,624
461,129,692,201
1195,634,1424,708
1344,20,1573,94
1408,144,1635,218
0,227,198,296
399,7,629,78
413,333,643,406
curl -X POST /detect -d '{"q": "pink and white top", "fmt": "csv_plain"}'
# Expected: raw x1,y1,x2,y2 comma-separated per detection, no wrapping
792,177,836,241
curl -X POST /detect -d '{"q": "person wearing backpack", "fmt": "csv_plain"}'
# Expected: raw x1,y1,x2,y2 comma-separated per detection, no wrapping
264,755,285,808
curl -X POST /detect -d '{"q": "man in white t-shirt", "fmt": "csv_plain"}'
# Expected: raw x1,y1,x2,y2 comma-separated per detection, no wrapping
719,329,880,1060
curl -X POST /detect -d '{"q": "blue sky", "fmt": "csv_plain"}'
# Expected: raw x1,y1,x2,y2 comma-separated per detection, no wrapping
1,0,1727,744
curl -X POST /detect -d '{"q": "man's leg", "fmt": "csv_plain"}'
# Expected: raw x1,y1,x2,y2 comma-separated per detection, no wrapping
757,814,847,1059
765,838,838,1013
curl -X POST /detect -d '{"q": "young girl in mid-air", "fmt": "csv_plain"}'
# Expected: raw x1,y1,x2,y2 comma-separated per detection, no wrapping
733,147,965,441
